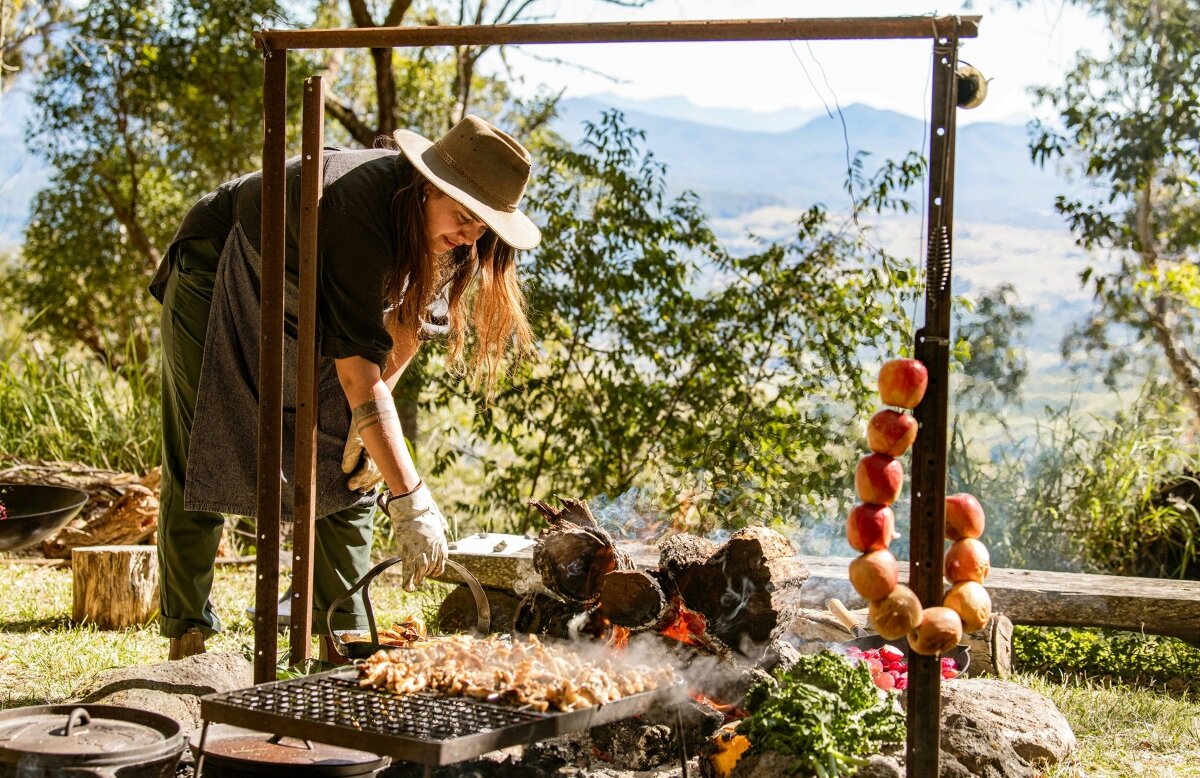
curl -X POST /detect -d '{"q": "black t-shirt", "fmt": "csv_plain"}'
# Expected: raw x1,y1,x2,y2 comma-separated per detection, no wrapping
163,148,408,369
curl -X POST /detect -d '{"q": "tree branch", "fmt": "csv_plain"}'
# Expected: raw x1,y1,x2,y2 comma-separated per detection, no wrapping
324,91,376,147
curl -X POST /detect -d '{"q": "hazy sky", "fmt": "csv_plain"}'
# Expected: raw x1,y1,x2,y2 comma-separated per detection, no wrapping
493,1,1109,124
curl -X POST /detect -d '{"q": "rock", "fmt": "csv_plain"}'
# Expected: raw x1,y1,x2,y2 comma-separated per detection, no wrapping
729,751,794,778
73,651,253,736
857,754,904,778
438,584,523,633
939,678,1075,776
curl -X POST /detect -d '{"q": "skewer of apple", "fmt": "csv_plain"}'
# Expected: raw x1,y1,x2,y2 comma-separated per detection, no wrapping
848,359,926,642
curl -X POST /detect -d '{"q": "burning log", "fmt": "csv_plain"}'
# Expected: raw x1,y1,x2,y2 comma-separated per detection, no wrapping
531,497,632,606
600,569,676,631
673,527,809,655
658,532,719,583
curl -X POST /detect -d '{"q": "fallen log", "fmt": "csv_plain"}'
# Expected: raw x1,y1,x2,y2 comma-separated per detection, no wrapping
442,538,1200,643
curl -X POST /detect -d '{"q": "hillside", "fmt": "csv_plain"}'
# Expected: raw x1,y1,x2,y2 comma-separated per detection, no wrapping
555,97,1067,227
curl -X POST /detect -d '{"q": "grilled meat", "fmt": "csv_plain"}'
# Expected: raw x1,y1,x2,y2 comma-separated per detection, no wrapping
357,634,677,712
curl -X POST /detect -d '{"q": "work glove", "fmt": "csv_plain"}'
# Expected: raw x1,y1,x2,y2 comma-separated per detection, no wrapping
379,483,448,591
340,430,384,493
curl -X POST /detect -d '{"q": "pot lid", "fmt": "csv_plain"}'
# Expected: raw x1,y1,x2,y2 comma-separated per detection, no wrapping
0,707,169,756
200,735,388,776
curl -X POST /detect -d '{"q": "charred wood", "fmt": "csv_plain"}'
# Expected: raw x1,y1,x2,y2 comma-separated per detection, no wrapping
599,569,676,631
658,533,718,584
674,527,809,656
531,498,632,606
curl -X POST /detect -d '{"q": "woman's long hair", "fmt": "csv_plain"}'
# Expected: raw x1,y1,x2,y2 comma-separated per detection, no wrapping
386,158,534,396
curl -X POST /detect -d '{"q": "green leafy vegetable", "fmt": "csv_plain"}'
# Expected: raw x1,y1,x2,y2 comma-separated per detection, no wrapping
736,650,905,777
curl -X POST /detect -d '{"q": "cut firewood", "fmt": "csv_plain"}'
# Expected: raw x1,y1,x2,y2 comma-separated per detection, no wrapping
531,497,632,605
42,468,161,559
599,569,676,631
674,527,809,655
658,533,718,584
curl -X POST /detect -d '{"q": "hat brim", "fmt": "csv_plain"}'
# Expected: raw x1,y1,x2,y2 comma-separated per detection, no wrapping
393,129,542,251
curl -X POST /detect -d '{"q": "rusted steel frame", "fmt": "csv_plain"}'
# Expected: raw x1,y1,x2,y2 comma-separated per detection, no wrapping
290,76,324,668
253,15,979,50
906,24,960,778
254,47,287,686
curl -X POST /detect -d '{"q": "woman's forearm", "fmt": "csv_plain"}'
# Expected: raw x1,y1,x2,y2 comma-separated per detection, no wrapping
337,355,422,495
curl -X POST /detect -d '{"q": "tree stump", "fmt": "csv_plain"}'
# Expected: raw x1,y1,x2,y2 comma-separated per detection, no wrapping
72,545,159,629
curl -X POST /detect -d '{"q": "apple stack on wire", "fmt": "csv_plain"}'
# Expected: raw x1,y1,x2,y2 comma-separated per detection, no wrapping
848,358,994,657
849,358,927,647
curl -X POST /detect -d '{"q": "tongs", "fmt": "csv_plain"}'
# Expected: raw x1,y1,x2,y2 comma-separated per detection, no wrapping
326,557,491,660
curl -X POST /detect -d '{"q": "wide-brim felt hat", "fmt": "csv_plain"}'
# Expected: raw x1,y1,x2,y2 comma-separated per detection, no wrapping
393,115,541,250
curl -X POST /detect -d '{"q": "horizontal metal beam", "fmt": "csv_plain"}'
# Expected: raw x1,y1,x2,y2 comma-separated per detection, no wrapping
254,16,979,50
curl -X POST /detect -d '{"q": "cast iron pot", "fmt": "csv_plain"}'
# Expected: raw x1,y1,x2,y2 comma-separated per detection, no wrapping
0,704,185,777
0,483,89,552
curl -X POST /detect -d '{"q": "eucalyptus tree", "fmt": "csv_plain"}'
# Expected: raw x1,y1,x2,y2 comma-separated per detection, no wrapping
0,0,67,94
6,0,292,365
1029,0,1200,423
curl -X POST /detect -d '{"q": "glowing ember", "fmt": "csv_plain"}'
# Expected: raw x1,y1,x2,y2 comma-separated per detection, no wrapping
0,500,7,521
690,692,749,721
660,605,708,645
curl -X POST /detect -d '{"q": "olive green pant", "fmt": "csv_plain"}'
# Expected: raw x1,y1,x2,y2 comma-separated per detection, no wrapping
157,238,373,640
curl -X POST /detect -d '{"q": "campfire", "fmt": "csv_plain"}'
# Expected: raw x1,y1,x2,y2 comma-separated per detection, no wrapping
506,495,813,742
522,497,809,660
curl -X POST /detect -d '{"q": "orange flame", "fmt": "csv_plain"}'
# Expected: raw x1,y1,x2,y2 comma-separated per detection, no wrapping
660,604,709,645
690,692,749,721
607,625,630,650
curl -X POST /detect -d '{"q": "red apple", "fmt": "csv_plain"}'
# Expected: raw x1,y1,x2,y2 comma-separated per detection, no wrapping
867,409,919,456
847,503,898,552
908,606,963,656
944,538,991,584
878,359,929,409
869,584,923,640
855,454,904,505
849,549,899,601
945,493,986,540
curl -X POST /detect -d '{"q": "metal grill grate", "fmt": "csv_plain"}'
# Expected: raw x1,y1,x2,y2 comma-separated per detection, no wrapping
200,667,685,768
219,676,543,739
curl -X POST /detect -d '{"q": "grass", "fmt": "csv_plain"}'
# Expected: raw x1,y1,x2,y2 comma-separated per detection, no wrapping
0,344,160,475
0,562,446,709
1017,673,1200,777
1,563,1196,776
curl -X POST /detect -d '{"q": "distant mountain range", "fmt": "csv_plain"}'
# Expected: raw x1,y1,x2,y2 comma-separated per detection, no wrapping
1,90,1067,242
554,96,1068,227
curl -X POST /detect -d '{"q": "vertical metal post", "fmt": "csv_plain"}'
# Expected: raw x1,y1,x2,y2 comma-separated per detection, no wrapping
255,45,287,686
906,20,959,778
291,76,324,667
